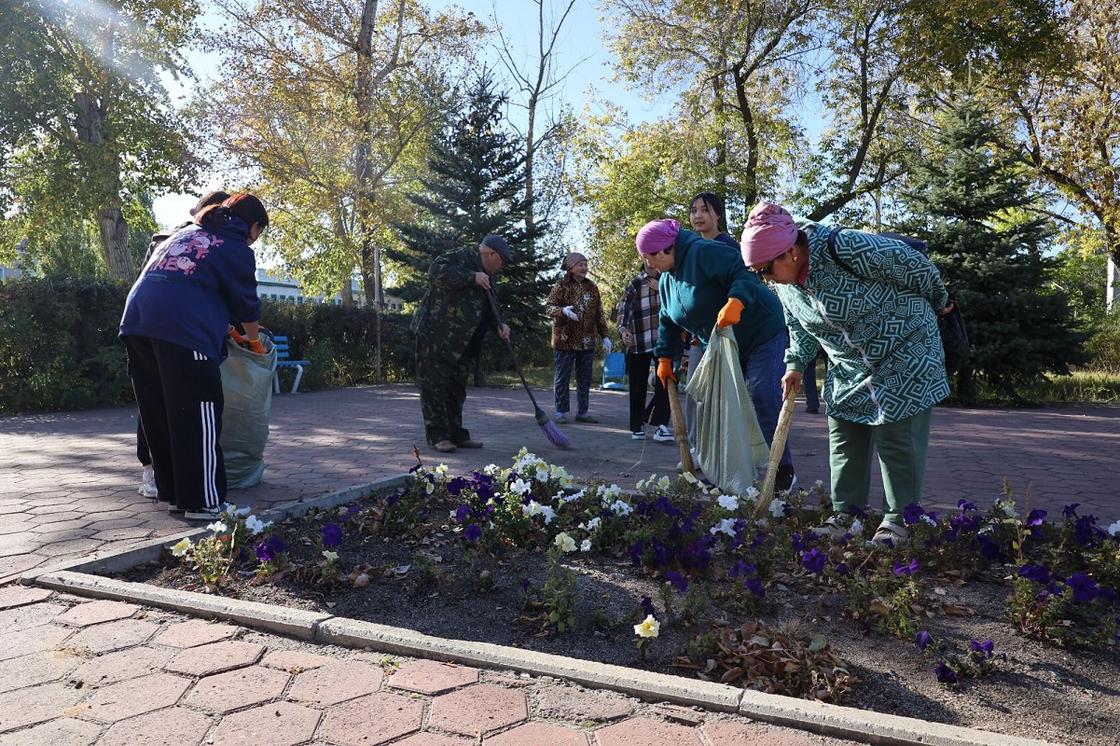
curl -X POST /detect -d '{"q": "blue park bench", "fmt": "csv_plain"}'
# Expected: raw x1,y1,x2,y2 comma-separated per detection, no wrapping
272,335,310,394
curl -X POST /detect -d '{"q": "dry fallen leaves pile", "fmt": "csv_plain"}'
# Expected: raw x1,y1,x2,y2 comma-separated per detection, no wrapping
674,621,858,703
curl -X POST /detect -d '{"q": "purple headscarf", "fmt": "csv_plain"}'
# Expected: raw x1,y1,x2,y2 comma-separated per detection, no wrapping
635,219,680,255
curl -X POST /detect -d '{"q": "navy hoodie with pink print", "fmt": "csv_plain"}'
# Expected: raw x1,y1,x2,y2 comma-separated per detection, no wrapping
120,214,261,361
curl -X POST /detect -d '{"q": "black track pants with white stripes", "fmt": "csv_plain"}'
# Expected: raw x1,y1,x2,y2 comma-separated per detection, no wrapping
123,336,225,512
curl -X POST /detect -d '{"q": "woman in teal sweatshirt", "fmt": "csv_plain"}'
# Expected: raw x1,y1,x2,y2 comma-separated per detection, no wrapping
637,218,795,491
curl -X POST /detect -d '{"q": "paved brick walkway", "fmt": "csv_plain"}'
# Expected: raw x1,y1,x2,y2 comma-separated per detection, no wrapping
1,385,1118,585
0,588,846,745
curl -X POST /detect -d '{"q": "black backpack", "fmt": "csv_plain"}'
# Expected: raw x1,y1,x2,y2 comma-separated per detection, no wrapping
826,227,969,375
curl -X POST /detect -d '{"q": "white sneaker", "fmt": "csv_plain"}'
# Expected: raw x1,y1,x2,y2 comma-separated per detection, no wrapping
138,466,158,498
631,429,645,440
651,425,675,443
184,509,222,521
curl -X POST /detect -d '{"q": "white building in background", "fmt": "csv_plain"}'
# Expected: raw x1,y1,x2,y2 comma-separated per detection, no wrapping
255,269,406,311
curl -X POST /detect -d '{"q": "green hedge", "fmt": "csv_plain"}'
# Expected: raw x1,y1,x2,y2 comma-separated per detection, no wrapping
0,279,552,414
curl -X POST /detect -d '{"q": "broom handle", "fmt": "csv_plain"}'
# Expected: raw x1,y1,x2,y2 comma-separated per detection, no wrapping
667,378,695,474
485,289,541,410
755,395,796,518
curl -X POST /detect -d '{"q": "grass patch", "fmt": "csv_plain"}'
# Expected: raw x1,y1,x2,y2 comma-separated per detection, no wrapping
1014,370,1120,404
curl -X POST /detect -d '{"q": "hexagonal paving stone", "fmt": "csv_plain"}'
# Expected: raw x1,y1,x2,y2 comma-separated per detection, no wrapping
183,665,290,714
98,706,213,746
0,650,81,695
0,716,102,746
701,721,814,745
394,734,472,746
0,625,73,662
81,672,191,723
427,684,527,738
534,686,633,722
63,619,161,655
484,722,588,745
260,649,333,672
55,600,139,627
287,660,384,706
70,645,175,688
154,619,238,648
318,692,424,746
594,717,703,746
208,701,320,746
0,586,51,610
0,602,67,632
0,681,85,733
164,640,265,676
387,660,479,695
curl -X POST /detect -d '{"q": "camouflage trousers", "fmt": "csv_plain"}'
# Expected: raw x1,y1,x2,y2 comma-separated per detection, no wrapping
415,335,477,446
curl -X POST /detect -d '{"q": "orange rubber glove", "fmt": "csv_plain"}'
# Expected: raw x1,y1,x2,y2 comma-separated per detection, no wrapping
247,337,266,354
716,297,745,328
656,357,676,388
228,326,248,345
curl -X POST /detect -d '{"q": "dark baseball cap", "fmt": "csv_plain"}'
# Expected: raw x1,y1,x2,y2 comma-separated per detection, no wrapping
190,190,231,216
481,234,512,263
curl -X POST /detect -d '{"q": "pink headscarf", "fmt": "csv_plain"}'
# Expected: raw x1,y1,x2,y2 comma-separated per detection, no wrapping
635,219,680,255
740,202,798,265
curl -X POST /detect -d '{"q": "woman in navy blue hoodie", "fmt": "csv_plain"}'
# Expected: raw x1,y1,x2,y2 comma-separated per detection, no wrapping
120,193,266,520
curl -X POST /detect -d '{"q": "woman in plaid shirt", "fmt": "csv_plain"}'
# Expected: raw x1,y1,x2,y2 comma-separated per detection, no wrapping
616,262,673,441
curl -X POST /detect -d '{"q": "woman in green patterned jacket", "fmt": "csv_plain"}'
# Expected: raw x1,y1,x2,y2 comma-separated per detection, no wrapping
741,202,956,546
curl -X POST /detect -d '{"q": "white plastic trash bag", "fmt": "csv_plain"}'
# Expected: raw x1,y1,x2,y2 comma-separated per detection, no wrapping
220,337,277,489
683,326,770,495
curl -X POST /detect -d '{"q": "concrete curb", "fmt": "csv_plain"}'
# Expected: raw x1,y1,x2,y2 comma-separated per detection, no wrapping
316,617,741,711
22,471,1049,746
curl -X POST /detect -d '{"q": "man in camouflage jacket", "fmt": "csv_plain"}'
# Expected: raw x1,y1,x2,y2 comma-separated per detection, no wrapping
413,235,512,453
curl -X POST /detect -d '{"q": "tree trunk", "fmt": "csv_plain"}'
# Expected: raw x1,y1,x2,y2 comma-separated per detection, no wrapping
354,0,383,380
98,203,133,279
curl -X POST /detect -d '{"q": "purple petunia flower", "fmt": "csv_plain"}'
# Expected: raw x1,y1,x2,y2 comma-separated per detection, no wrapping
969,639,995,658
915,630,933,651
1066,572,1099,603
892,558,920,577
254,536,286,563
729,560,757,578
1018,563,1051,584
935,661,958,684
976,533,1002,561
745,577,766,598
454,505,471,523
665,570,689,593
463,523,482,543
640,595,656,617
1063,503,1080,519
446,476,471,496
801,548,827,574
1026,509,1047,527
902,503,925,526
321,523,343,548
834,562,851,576
957,499,977,513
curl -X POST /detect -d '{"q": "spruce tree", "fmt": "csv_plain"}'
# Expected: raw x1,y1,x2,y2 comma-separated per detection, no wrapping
895,91,1085,403
390,71,552,365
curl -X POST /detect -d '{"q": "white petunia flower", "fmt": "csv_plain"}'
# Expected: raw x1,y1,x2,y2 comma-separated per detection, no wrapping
717,495,739,511
814,480,825,489
535,466,550,483
681,471,700,485
321,550,338,562
604,484,622,500
483,464,501,476
709,518,737,538
244,515,270,535
1107,520,1120,537
850,519,863,536
170,537,192,557
768,499,786,518
222,502,251,517
510,478,532,496
553,532,577,553
921,514,938,526
513,450,541,471
434,463,449,478
656,476,671,491
583,517,601,533
580,538,592,552
744,486,760,500
206,521,229,534
561,489,585,504
540,505,556,525
634,614,660,638
610,499,633,518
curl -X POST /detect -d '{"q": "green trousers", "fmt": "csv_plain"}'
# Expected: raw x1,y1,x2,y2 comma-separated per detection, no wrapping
828,407,933,525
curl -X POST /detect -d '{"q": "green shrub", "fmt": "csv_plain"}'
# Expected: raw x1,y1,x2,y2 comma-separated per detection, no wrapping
1085,312,1120,374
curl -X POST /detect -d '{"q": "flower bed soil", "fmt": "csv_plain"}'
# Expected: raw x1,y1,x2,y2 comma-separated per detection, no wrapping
120,494,1120,745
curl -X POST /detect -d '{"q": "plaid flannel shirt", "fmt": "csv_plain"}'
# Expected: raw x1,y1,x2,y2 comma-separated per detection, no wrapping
616,272,660,354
